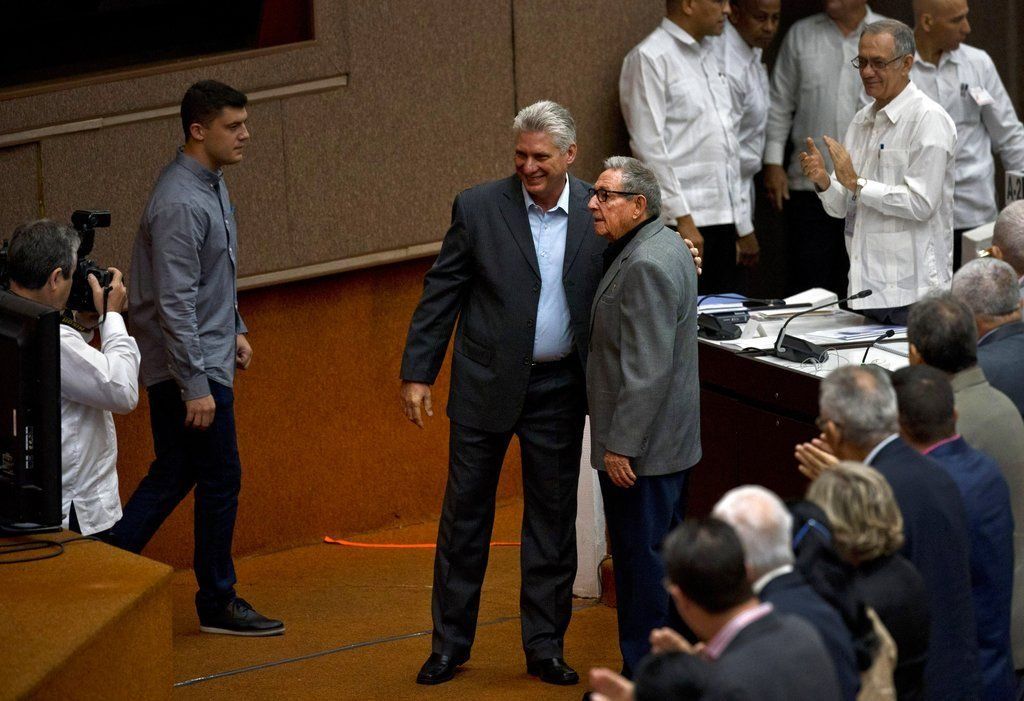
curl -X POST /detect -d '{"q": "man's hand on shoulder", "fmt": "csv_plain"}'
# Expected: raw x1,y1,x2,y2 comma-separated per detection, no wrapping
676,216,703,260
681,238,703,276
185,394,216,430
400,381,433,429
236,334,253,370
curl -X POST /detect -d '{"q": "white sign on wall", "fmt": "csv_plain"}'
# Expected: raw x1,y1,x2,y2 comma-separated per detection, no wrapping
1008,170,1024,204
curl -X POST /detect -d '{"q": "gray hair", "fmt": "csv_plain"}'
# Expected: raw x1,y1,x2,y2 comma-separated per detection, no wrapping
820,365,899,449
6,219,80,290
952,257,1021,318
712,485,794,580
513,100,577,153
862,19,916,59
993,200,1024,275
602,155,662,218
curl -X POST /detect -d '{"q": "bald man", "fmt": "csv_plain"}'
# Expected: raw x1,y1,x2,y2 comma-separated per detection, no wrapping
991,201,1024,299
911,0,1024,269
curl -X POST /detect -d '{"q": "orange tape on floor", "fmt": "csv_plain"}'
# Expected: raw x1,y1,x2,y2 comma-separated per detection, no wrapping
322,536,520,549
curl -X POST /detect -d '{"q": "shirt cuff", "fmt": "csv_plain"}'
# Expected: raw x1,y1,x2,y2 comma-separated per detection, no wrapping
180,374,211,401
99,311,127,338
763,143,786,166
857,179,887,209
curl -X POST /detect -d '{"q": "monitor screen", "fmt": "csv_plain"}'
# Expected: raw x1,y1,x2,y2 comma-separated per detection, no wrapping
0,291,61,534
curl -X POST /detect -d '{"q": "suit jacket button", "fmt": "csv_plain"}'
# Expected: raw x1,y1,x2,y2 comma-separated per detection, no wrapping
532,283,540,292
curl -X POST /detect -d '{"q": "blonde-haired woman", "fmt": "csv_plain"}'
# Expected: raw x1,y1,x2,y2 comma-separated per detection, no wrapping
808,462,930,701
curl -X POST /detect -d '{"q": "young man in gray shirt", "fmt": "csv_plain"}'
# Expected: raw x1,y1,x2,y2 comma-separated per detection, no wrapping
110,80,283,636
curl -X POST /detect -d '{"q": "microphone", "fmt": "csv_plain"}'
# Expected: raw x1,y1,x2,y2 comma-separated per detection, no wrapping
773,289,873,362
861,328,896,364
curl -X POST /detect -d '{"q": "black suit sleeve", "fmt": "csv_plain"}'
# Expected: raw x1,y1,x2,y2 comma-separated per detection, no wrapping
400,193,475,384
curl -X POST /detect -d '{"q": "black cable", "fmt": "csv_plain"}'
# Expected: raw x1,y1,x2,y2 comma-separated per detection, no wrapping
0,533,101,564
0,539,65,564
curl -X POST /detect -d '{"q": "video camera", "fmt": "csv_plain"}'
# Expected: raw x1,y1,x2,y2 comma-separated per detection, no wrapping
0,210,113,313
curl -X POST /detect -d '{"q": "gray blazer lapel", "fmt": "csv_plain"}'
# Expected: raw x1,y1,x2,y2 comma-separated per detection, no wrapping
590,220,666,324
499,178,541,279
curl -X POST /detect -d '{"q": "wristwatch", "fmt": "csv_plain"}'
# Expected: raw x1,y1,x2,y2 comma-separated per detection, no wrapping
854,176,867,199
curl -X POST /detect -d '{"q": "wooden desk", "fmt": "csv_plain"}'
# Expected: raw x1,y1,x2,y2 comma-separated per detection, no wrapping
687,340,821,516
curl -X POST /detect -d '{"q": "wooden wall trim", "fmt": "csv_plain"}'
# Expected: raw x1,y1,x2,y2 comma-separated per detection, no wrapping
237,240,442,291
0,75,349,149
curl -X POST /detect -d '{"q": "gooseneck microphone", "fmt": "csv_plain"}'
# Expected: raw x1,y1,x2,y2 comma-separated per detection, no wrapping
773,289,873,362
861,328,896,364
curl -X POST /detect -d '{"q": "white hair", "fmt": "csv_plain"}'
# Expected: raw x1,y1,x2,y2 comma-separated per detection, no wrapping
820,365,899,449
602,155,662,218
994,201,1024,275
713,485,794,580
512,100,576,153
952,257,1021,317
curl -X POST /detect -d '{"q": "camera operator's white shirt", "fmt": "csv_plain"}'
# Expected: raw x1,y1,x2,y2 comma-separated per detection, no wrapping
818,81,956,310
60,311,140,535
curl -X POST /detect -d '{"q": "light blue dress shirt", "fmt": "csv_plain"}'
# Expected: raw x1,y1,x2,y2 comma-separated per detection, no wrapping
522,176,574,361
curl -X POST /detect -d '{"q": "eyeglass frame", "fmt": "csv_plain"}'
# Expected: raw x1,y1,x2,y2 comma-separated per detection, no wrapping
587,187,641,203
850,54,909,72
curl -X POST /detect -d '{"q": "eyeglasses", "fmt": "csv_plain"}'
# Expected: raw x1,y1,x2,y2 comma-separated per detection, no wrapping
850,54,908,71
587,187,640,203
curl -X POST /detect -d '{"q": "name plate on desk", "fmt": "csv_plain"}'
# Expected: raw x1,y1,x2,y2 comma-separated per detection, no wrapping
1008,170,1024,204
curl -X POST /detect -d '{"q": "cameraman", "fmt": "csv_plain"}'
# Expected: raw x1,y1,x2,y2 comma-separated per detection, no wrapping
6,219,139,537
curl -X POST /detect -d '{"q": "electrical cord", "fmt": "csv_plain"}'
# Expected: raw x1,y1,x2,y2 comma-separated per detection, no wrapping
0,533,101,565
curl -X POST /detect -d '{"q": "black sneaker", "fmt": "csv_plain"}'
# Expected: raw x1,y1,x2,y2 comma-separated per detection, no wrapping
199,597,285,637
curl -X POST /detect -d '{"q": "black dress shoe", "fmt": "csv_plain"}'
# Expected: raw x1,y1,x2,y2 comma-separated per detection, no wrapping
416,652,467,685
527,657,580,685
198,597,284,637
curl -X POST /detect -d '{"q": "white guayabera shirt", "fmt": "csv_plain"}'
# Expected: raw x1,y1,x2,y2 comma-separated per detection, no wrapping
765,9,886,191
818,81,957,310
912,44,1024,229
620,18,751,235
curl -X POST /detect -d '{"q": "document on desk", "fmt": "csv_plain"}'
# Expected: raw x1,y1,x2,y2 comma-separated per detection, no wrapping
751,287,838,319
807,324,907,343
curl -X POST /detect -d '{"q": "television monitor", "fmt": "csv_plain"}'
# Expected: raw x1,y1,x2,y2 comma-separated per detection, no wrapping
0,291,62,534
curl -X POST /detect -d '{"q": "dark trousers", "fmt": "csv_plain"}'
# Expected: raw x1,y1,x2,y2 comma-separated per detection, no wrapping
859,305,911,325
787,191,849,299
110,379,240,615
600,469,690,677
954,228,967,271
431,358,586,661
697,224,739,296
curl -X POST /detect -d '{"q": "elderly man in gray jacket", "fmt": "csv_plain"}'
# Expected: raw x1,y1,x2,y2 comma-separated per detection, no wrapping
586,156,701,676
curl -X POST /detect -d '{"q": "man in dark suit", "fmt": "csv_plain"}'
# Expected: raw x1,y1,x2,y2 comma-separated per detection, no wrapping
585,156,700,676
713,486,860,701
892,365,1016,701
399,101,605,686
796,365,981,701
953,257,1024,417
588,518,842,701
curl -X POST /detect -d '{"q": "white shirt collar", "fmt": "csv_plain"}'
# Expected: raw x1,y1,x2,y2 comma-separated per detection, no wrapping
752,564,795,594
914,46,963,69
864,433,901,465
725,22,760,64
855,80,919,125
522,174,570,214
661,17,701,49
